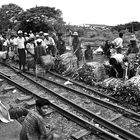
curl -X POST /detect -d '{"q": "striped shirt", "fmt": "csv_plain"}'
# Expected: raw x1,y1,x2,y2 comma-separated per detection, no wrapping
20,110,49,140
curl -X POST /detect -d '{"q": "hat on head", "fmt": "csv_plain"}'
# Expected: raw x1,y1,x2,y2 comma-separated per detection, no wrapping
36,38,43,43
130,34,137,41
44,33,49,36
18,30,22,34
73,32,78,36
29,34,35,39
39,31,43,34
36,34,40,38
24,32,27,35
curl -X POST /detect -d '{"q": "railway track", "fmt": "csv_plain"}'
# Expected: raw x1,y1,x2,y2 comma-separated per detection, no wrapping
8,62,140,122
0,63,140,140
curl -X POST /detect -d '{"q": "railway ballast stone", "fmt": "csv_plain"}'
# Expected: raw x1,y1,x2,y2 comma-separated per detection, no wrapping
0,120,22,140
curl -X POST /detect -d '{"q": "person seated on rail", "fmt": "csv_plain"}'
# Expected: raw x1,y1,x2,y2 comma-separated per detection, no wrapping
20,98,61,140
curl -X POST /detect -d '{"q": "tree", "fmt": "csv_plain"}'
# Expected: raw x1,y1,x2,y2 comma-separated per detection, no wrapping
16,6,65,33
0,3,23,33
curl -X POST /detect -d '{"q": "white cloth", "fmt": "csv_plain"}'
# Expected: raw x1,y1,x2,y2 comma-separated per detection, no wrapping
112,37,123,48
93,46,103,54
9,38,17,45
0,101,13,123
3,39,9,46
15,37,25,49
26,43,35,54
111,53,124,63
44,37,55,46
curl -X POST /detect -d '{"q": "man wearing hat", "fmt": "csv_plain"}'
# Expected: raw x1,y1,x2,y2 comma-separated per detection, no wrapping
43,33,56,56
15,30,26,71
56,33,66,55
126,34,139,55
112,32,124,54
72,32,82,66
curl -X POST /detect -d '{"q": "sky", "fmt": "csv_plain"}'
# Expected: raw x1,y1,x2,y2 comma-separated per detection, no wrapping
0,0,140,26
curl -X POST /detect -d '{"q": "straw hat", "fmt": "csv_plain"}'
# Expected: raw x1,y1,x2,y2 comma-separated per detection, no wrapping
36,38,43,43
130,34,137,41
73,32,78,36
43,33,49,36
17,30,22,34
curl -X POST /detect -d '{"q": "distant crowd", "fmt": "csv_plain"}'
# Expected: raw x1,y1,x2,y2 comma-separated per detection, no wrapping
0,30,81,71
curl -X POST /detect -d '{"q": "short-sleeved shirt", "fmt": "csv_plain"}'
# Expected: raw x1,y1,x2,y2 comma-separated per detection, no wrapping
112,37,123,49
15,37,25,49
20,111,48,140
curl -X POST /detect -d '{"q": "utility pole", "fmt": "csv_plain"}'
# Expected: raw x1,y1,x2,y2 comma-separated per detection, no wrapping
132,22,134,33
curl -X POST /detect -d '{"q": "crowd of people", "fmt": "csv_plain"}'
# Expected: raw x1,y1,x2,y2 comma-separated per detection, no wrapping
0,30,81,71
103,32,140,80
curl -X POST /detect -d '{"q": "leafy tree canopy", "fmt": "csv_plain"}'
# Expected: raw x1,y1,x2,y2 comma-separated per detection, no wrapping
0,3,23,32
16,6,65,33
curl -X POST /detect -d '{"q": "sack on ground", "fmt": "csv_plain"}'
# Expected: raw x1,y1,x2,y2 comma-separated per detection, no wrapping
60,52,77,75
8,50,15,59
0,51,7,59
41,55,55,69
97,77,123,90
86,62,107,81
125,75,140,89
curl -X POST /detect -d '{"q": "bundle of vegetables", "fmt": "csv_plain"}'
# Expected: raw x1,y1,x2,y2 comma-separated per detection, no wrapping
125,75,140,89
52,56,66,74
97,77,123,91
86,62,107,81
127,53,140,75
112,82,140,106
41,55,55,70
60,52,77,76
73,64,96,85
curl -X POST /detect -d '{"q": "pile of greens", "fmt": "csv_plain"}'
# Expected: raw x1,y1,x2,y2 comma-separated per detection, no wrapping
112,82,140,106
73,64,96,85
52,57,66,74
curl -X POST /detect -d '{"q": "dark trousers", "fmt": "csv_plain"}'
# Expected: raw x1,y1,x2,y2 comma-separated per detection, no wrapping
47,45,56,57
18,48,26,70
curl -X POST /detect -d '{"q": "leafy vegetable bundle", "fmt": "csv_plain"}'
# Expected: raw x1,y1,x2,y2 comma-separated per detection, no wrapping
53,56,66,74
73,64,96,85
112,82,140,106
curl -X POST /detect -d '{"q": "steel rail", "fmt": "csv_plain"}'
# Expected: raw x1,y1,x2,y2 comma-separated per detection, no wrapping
5,63,140,122
24,70,140,122
48,70,119,102
0,69,123,140
1,65,140,140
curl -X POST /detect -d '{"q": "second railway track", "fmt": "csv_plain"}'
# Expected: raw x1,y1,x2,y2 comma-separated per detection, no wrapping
0,62,140,140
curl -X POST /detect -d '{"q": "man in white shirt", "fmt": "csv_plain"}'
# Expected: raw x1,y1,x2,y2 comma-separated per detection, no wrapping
112,32,123,53
15,30,26,71
43,33,56,56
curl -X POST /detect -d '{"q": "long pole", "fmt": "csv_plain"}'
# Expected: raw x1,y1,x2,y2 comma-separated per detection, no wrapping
132,22,134,33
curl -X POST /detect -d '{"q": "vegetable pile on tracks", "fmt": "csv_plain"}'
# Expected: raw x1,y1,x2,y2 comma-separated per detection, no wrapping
73,64,96,85
112,82,140,106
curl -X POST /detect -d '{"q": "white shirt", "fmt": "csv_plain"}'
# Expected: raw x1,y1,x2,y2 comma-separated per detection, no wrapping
26,43,35,54
44,37,55,46
112,37,123,48
15,37,25,49
111,53,124,63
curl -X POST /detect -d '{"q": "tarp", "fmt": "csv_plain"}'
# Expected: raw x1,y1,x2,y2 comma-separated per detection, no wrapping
0,101,13,123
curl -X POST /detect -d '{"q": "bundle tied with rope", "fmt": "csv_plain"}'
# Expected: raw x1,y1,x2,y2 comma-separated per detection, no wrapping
60,52,77,76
